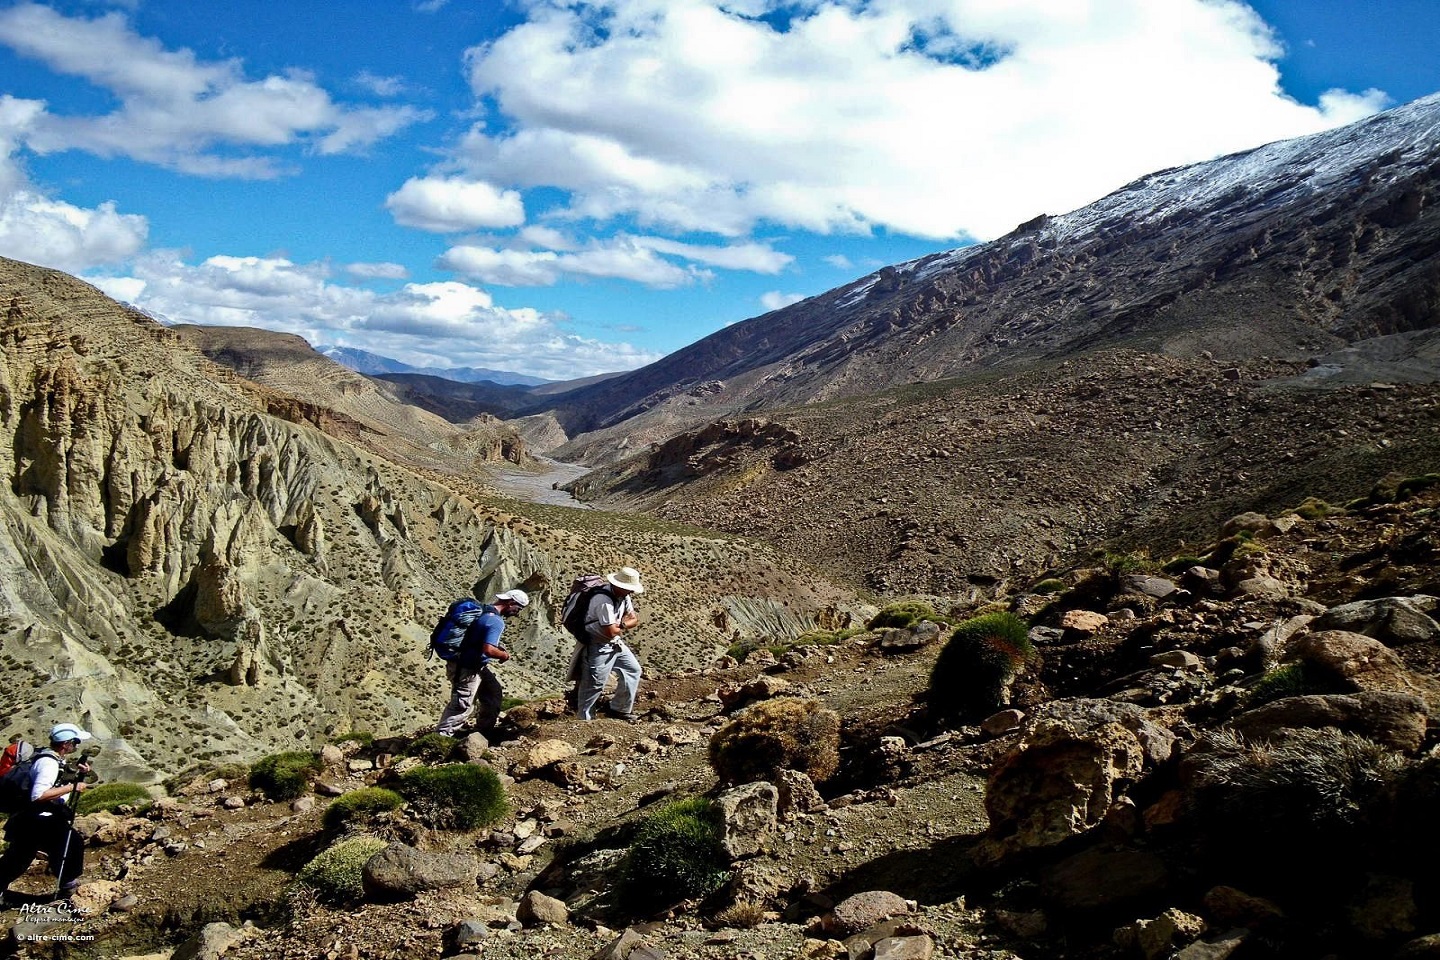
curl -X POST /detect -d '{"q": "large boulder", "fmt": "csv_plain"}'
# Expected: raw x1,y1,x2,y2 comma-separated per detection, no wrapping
981,699,1176,860
1310,596,1440,646
717,781,779,858
361,843,479,901
1283,630,1440,711
1230,691,1428,753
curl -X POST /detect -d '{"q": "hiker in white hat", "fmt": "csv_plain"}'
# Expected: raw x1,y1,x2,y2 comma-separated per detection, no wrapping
435,589,526,737
0,722,95,904
576,567,646,721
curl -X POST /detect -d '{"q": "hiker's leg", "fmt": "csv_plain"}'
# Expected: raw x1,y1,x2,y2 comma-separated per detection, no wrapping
40,820,83,889
473,667,504,732
576,646,618,720
436,664,482,735
607,643,642,715
0,817,39,893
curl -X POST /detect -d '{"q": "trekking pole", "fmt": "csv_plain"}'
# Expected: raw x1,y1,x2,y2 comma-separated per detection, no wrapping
51,769,86,902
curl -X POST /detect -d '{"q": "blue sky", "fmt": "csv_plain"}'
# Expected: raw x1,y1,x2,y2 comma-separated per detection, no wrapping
1,1,1437,381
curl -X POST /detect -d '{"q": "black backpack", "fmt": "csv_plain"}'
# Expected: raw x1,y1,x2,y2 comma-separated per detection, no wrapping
429,599,483,661
0,749,58,815
561,575,612,643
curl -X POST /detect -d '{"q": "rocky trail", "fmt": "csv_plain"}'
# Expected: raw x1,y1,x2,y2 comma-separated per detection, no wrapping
7,480,1440,960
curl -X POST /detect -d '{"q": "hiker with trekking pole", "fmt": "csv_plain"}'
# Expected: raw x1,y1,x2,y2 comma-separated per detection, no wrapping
0,723,96,906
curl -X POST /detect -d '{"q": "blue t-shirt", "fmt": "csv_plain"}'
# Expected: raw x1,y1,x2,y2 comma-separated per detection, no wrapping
460,606,506,668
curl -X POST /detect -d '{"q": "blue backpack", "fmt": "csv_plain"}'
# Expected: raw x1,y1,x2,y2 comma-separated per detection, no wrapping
429,599,482,661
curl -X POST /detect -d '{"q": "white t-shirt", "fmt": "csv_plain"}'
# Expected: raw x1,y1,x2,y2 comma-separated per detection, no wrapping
585,591,636,643
29,753,63,815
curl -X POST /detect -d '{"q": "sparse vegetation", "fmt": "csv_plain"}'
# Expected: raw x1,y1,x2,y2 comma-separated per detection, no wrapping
249,751,323,801
1291,496,1338,520
928,611,1033,724
709,697,840,785
866,600,938,630
1246,663,1339,707
76,782,153,816
323,787,404,830
404,732,458,763
1030,578,1066,595
622,797,730,907
1182,729,1399,892
397,763,507,830
294,836,388,904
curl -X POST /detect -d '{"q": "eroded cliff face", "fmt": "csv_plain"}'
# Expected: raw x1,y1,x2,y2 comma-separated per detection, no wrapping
0,260,863,783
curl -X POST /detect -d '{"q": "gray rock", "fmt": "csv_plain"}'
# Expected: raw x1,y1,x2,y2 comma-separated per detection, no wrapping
457,731,492,762
775,768,826,819
517,890,569,927
717,781,779,858
591,928,666,960
1311,596,1440,646
1231,690,1428,753
447,919,490,948
1123,574,1181,600
829,890,911,935
1174,929,1249,959
171,921,246,960
1150,650,1203,669
980,709,1025,735
873,935,936,959
361,842,479,901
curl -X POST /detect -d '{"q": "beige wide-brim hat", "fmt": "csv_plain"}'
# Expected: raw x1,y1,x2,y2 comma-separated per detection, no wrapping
606,566,645,594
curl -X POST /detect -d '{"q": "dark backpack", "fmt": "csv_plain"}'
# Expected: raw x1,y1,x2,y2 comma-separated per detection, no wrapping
561,574,612,643
0,748,58,815
429,599,483,661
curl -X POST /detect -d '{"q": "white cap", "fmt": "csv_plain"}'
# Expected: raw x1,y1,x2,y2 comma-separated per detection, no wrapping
50,722,93,745
495,589,530,608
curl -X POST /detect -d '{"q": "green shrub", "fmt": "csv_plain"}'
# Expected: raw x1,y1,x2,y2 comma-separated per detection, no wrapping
1161,555,1205,575
332,731,374,748
1246,663,1341,708
928,612,1034,725
404,732,458,763
1103,551,1149,577
76,782,153,816
1290,497,1336,520
294,836,388,904
623,797,730,906
866,601,937,630
708,697,840,785
500,696,528,712
397,764,507,830
249,751,323,801
1030,578,1066,595
323,787,404,830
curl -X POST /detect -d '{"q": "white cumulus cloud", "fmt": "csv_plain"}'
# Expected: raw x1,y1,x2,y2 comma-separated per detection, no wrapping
760,291,806,311
385,176,526,232
453,0,1392,241
0,3,428,178
85,251,661,380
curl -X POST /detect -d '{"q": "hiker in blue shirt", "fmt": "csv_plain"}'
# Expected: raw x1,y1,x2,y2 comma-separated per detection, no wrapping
435,589,526,737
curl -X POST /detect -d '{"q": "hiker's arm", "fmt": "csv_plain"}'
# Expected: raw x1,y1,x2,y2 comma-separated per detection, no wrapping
482,641,510,662
36,781,87,802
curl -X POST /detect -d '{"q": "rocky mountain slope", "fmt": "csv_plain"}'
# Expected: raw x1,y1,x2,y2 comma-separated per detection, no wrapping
552,93,1440,444
11,478,1440,960
0,258,865,785
552,94,1440,596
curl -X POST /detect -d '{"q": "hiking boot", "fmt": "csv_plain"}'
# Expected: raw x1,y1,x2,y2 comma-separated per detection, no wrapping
602,707,638,723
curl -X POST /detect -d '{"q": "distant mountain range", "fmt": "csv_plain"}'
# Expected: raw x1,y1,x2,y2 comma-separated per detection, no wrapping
318,345,551,386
